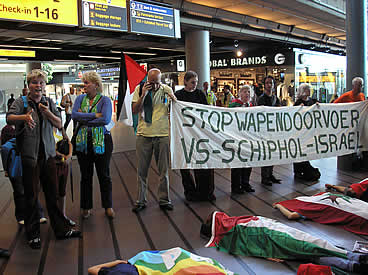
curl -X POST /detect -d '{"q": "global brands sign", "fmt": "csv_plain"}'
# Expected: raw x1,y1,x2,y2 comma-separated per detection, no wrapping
210,56,267,68
210,53,289,68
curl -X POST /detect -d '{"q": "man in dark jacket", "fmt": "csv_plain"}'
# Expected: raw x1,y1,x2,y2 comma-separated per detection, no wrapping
257,76,282,186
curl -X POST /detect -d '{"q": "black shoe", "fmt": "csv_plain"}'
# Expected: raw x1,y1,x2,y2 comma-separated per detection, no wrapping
359,254,368,264
185,193,201,202
58,230,82,240
132,204,146,213
160,204,174,211
261,179,273,186
270,175,281,184
28,238,41,249
66,218,76,227
243,185,255,192
0,248,10,258
231,188,245,194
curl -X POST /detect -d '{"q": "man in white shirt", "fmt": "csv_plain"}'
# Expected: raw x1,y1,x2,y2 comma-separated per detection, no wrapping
61,88,77,130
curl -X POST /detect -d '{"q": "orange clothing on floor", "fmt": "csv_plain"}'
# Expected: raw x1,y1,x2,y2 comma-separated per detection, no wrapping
334,90,365,103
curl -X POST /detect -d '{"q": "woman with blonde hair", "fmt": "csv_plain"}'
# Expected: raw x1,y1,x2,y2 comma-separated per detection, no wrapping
72,71,115,219
7,69,81,249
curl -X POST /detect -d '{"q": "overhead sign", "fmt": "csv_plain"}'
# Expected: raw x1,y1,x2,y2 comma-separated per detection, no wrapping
130,0,176,38
0,0,78,26
0,49,36,57
82,0,128,32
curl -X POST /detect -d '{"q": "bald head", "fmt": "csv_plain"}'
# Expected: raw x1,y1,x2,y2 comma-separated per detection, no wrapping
147,68,161,84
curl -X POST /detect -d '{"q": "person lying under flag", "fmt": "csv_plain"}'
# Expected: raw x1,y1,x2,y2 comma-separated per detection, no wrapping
325,178,368,202
88,247,236,275
273,180,368,235
201,211,368,274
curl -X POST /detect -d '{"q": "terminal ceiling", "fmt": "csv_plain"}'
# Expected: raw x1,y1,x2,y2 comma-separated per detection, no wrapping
0,0,348,64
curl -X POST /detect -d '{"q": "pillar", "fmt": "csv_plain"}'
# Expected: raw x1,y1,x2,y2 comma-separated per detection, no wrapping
338,0,367,171
185,30,210,88
345,0,367,94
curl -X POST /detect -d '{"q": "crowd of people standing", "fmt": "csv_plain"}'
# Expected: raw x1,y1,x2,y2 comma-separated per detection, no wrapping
0,66,366,259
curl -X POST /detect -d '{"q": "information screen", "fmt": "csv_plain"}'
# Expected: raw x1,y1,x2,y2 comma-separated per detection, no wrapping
130,1,176,38
82,0,128,32
0,0,78,26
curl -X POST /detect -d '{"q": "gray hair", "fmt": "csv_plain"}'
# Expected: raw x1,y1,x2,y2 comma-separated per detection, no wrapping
352,77,364,86
296,83,311,99
239,85,254,98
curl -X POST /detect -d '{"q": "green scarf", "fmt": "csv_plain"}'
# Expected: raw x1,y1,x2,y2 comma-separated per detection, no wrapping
76,94,105,154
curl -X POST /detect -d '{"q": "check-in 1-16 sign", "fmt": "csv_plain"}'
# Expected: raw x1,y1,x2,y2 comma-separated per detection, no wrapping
82,0,127,31
130,0,175,38
0,0,78,26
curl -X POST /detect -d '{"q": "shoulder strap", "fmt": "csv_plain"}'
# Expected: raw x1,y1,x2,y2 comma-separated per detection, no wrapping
88,95,103,113
21,96,28,110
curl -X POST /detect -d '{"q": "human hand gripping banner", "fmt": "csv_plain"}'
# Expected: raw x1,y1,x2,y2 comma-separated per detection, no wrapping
170,100,368,169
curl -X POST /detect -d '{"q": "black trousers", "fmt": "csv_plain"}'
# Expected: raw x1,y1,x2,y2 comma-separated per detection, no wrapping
22,156,71,240
180,169,214,200
9,177,44,222
231,168,252,190
261,166,273,180
63,114,72,130
77,134,113,210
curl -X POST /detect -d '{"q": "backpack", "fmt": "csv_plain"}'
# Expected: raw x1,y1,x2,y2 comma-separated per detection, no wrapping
1,138,22,180
0,96,28,180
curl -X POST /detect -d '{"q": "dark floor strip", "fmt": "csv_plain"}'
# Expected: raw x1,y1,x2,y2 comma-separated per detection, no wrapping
123,153,195,252
108,219,122,260
37,227,52,275
0,226,23,274
111,156,156,250
78,215,84,275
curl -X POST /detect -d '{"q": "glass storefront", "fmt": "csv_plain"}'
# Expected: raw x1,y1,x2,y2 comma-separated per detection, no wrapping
294,48,346,103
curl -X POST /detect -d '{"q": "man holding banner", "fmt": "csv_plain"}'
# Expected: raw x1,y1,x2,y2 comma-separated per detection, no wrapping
257,76,282,186
131,68,176,213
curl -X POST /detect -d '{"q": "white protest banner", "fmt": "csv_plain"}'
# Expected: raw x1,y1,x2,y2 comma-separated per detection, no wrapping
170,100,368,169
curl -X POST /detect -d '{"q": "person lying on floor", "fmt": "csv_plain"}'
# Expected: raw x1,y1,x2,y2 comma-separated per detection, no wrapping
273,181,368,235
200,211,368,274
88,247,235,275
325,177,368,202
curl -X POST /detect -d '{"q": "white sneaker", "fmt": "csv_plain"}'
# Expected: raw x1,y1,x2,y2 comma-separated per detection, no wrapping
40,217,48,224
18,220,24,225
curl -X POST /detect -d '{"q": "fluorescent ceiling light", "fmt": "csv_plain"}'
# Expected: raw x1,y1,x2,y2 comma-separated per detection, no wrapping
147,47,183,52
124,51,156,56
79,55,121,60
110,50,156,56
0,44,61,50
25,38,64,43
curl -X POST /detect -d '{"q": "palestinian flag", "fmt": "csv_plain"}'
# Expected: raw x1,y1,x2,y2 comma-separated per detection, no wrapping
128,247,236,275
205,212,347,260
117,53,147,126
276,192,368,235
